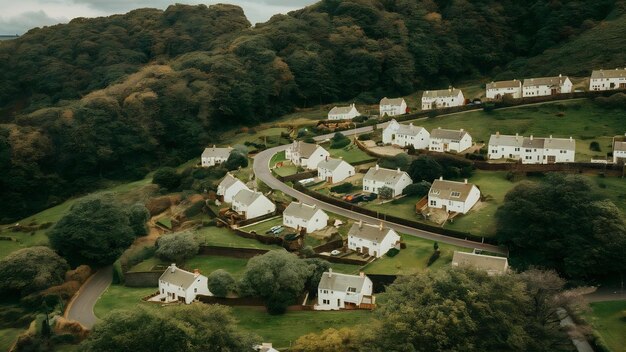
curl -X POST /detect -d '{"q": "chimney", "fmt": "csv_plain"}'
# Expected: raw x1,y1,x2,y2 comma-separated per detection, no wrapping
170,264,176,273
212,145,216,150
359,272,365,278
438,127,441,129
193,269,200,277
464,179,468,184
496,131,500,136
328,268,333,277
559,74,562,77
397,167,401,173
375,164,379,170
409,122,414,128
530,135,534,141
570,136,573,141
549,135,552,139
439,176,443,180
325,155,328,161
460,128,464,132
358,219,363,228
379,221,384,231
351,103,355,107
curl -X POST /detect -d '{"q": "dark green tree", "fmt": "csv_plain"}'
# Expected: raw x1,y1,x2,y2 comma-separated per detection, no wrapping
152,167,181,191
207,269,236,297
0,247,68,298
128,203,151,237
407,156,443,183
155,231,199,263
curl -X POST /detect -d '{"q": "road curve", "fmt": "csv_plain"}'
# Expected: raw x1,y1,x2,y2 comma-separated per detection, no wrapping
254,129,507,254
66,266,113,329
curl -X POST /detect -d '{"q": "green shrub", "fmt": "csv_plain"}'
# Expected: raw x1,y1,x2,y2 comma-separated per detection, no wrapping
152,167,181,191
330,183,353,193
330,138,351,149
386,248,400,257
590,141,601,151
404,181,431,197
358,133,371,141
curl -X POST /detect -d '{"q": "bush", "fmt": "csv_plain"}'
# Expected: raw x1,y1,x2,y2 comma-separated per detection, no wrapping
207,269,236,297
404,181,431,197
155,231,199,263
330,183,353,193
128,203,150,237
357,133,371,141
0,246,69,298
152,167,181,191
224,152,248,171
427,250,440,266
386,248,400,257
352,115,368,123
330,137,351,149
378,186,394,199
183,200,205,218
303,137,316,143
590,141,601,151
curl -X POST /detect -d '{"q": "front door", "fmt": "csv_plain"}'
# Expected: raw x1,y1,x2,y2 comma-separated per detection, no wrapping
443,143,449,151
327,176,333,183
362,246,369,255
551,88,558,95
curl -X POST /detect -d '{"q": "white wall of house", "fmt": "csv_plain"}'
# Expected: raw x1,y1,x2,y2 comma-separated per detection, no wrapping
328,104,360,120
317,163,355,184
348,229,400,258
201,155,228,167
421,91,464,110
614,150,626,163
428,186,480,214
158,274,211,304
380,100,407,116
217,180,249,203
395,129,430,149
232,194,275,219
316,275,373,311
486,86,522,99
429,133,472,153
283,209,329,234
302,147,330,170
590,77,626,91
382,120,400,144
488,144,522,160
523,77,572,97
362,172,412,197
521,147,575,164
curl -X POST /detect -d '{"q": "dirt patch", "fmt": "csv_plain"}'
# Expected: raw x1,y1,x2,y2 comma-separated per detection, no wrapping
422,207,449,225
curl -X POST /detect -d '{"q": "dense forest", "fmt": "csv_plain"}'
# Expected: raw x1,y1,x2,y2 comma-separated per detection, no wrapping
0,0,624,221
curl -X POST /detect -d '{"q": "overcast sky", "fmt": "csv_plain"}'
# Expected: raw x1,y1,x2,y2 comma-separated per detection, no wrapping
0,0,316,35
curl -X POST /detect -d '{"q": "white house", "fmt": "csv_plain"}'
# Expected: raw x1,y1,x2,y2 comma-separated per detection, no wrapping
590,68,626,91
315,270,374,311
285,141,330,170
452,251,509,276
201,145,233,167
379,97,407,117
231,189,276,220
328,103,360,120
155,264,211,304
429,127,472,153
486,79,522,99
255,343,279,352
613,136,626,164
428,178,481,214
283,202,329,234
217,173,249,203
522,75,572,97
488,132,524,160
521,135,575,164
382,119,430,149
317,157,355,184
362,165,412,198
347,221,401,258
421,88,464,110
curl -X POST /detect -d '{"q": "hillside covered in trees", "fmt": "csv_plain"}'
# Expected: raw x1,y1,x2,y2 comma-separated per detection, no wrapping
0,0,624,220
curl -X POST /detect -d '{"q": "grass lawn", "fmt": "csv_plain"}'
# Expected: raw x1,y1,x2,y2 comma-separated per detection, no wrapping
322,143,376,164
240,217,284,235
588,300,626,352
273,165,298,177
269,151,287,167
94,285,158,319
363,195,423,221
184,255,249,278
232,307,372,348
194,226,282,250
230,127,290,150
329,263,362,275
0,328,22,351
363,234,470,275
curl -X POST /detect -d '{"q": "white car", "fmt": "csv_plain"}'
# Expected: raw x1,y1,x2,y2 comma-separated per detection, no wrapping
330,250,341,256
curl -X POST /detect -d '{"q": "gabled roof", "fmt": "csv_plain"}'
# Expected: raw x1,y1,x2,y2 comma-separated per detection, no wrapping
159,264,200,289
430,179,477,202
396,123,426,137
523,75,569,87
380,97,405,106
591,68,626,79
522,137,545,149
348,222,396,242
284,202,324,221
486,80,521,89
233,189,268,207
219,173,246,190
615,141,626,152
290,141,326,159
422,88,462,99
452,251,508,274
488,134,523,148
317,158,351,172
329,104,357,115
364,166,411,186
430,127,470,140
318,271,368,293
543,137,575,151
202,146,233,159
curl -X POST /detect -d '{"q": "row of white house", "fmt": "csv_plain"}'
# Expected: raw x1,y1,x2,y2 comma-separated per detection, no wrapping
488,132,576,164
328,98,408,120
383,120,473,153
217,173,276,220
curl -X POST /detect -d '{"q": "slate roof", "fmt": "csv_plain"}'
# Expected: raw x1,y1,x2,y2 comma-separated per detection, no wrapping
284,202,322,221
202,146,233,159
523,76,569,87
452,251,508,274
318,271,368,293
430,128,470,140
159,265,199,289
396,123,426,137
348,222,395,242
329,104,357,115
591,69,626,79
233,189,266,207
219,173,245,190
317,158,350,172
613,141,626,152
380,97,405,106
422,89,462,99
429,179,477,202
488,134,523,148
486,80,521,89
364,166,411,186
520,136,575,150
291,141,324,159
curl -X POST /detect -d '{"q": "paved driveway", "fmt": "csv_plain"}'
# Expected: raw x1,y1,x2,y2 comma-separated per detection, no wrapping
66,266,113,329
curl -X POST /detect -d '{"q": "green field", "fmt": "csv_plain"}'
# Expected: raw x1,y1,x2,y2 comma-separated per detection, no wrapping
194,226,282,250
94,285,159,319
322,143,375,164
588,300,626,352
241,217,284,235
185,255,249,278
363,195,423,221
273,165,298,177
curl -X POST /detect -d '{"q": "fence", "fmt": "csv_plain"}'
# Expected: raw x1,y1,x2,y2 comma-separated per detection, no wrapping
124,271,162,287
312,238,344,253
314,254,369,266
197,245,270,258
276,170,318,183
473,160,624,176
232,228,285,246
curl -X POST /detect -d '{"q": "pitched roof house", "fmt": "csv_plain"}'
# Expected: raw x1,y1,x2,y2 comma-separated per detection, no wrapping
154,264,211,304
429,127,472,153
315,270,375,310
328,103,360,120
451,251,509,276
428,178,481,214
232,189,276,220
518,135,575,164
486,79,522,99
362,165,412,198
283,202,329,233
487,132,524,160
379,97,407,117
201,145,233,167
382,119,430,149
217,173,249,203
421,88,464,110
347,221,401,258
523,75,572,97
285,141,330,170
613,135,626,164
590,68,626,91
317,157,355,184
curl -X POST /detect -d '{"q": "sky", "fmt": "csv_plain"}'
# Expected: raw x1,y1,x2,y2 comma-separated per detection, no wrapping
0,0,316,35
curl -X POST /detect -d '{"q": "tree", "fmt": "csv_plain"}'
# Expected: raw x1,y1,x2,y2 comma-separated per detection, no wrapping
495,174,626,281
407,155,443,182
303,258,331,296
403,181,431,197
379,153,411,170
49,196,136,267
239,250,310,314
224,152,248,171
292,327,365,352
378,186,394,199
0,247,69,298
155,231,199,263
82,305,259,352
330,133,351,149
152,167,181,190
207,269,235,297
128,203,150,236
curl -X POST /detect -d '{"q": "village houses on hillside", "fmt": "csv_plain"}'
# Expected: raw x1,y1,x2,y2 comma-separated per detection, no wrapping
347,221,401,258
429,127,472,153
428,178,481,214
486,79,522,99
328,103,360,120
285,141,330,170
362,165,412,197
315,270,375,311
379,97,407,117
421,88,464,110
231,189,275,220
217,173,249,203
522,75,572,97
153,264,211,304
201,145,233,167
488,132,575,164
590,68,626,91
283,202,329,234
317,157,355,184
382,119,430,149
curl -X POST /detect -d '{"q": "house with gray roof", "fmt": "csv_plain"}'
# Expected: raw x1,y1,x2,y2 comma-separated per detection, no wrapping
285,141,330,170
154,264,211,304
347,221,401,258
590,68,626,91
421,88,464,110
379,97,407,117
317,157,355,184
486,79,522,99
283,202,329,233
428,177,481,214
315,269,374,310
523,74,572,97
217,173,249,203
613,134,626,164
201,145,233,167
328,103,360,120
488,132,524,160
382,119,430,149
429,127,472,153
519,135,575,164
362,164,412,198
232,189,275,220
452,251,509,276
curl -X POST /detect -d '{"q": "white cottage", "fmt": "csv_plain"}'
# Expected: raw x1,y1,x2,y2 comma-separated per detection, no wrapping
347,221,401,258
362,165,412,198
317,157,355,184
328,103,360,120
590,68,626,91
201,145,233,167
283,202,329,234
522,75,572,97
379,97,407,117
613,136,626,164
217,173,249,203
231,189,275,220
486,79,522,100
428,178,481,214
421,88,464,110
488,132,524,160
315,270,374,311
521,135,575,164
382,119,430,149
452,251,509,276
429,127,472,153
285,141,330,170
156,264,211,304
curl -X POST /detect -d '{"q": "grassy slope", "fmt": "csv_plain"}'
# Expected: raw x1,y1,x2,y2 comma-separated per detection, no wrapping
589,300,626,352
0,328,22,352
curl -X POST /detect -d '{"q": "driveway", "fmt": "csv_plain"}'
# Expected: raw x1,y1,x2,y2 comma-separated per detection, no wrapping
254,129,507,254
65,266,113,329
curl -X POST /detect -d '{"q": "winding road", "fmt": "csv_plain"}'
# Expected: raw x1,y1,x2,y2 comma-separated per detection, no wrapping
65,266,112,329
253,128,507,254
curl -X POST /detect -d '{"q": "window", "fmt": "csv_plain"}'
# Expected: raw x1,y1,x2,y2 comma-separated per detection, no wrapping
194,288,197,293
451,191,461,198
430,189,440,195
347,287,356,293
430,200,436,206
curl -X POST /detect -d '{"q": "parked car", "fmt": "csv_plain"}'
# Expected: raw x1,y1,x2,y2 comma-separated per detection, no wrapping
344,193,363,202
330,250,341,256
362,193,378,201
266,225,281,234
273,227,284,235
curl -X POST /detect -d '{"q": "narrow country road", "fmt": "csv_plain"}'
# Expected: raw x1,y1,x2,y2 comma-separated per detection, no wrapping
66,266,113,329
254,128,507,254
